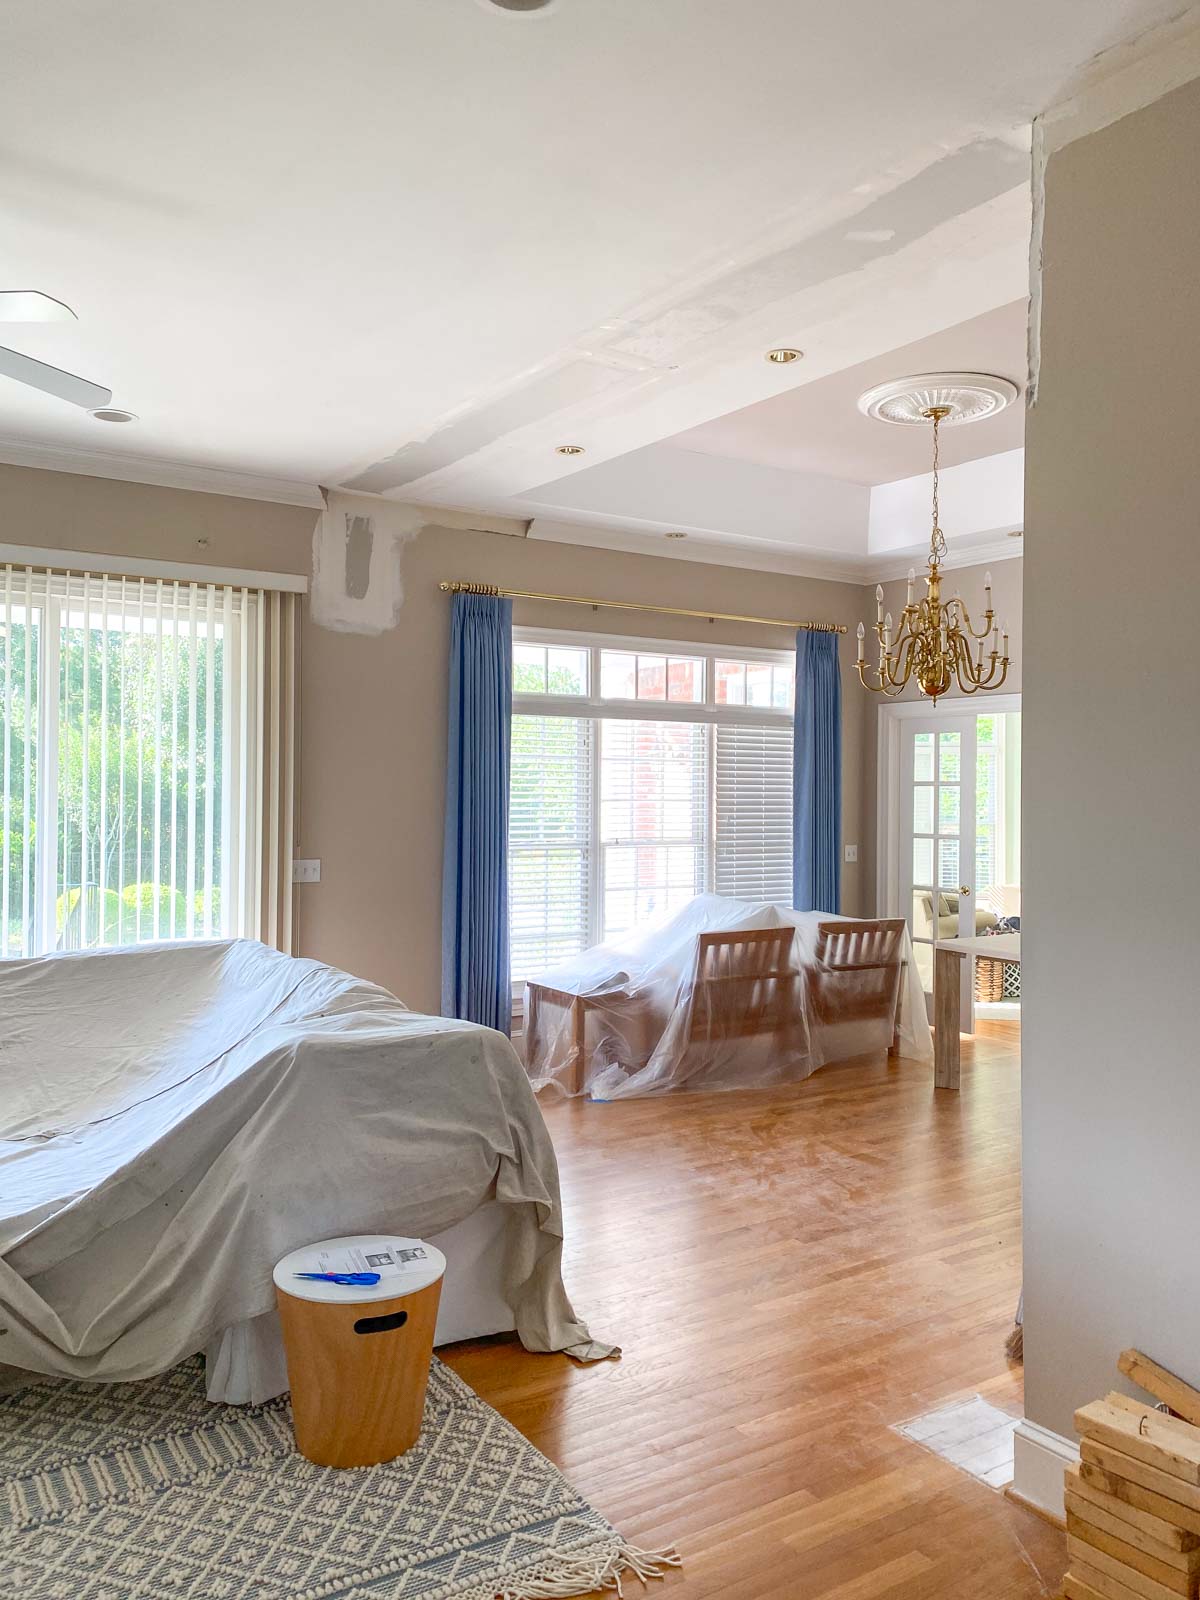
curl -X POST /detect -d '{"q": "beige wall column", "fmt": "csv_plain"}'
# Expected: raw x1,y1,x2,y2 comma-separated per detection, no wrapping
1021,75,1200,1438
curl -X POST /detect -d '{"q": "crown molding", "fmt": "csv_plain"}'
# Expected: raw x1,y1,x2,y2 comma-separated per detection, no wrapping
0,435,324,509
866,535,1023,583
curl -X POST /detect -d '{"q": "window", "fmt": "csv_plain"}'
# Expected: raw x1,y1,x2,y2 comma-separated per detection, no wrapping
1,565,288,959
509,629,795,980
599,718,707,940
713,722,793,901
975,714,1002,892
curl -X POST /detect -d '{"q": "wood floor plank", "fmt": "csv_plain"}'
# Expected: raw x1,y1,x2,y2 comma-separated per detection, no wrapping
442,1025,1066,1597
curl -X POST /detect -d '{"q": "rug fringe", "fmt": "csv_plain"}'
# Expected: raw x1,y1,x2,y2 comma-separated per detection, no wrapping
462,1538,681,1600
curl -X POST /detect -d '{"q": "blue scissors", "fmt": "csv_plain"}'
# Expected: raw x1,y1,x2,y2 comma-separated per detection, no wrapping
294,1271,382,1287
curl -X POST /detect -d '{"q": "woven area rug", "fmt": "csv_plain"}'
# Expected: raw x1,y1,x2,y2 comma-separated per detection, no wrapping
0,1356,676,1600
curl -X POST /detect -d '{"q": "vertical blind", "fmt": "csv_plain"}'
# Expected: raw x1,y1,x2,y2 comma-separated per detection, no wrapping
0,564,298,960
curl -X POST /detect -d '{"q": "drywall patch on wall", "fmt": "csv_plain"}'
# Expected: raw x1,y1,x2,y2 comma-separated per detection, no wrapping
311,489,425,633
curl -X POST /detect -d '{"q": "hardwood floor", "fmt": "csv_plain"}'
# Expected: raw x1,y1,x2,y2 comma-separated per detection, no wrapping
443,1021,1066,1598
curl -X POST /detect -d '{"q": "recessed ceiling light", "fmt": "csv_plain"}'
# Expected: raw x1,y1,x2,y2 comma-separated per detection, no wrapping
665,531,688,540
89,407,137,423
479,0,557,11
555,444,585,456
765,347,803,364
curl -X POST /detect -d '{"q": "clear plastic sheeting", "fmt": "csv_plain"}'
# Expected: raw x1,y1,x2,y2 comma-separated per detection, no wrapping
523,894,933,1099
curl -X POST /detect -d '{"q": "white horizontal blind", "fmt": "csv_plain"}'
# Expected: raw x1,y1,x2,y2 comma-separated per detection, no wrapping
975,737,1000,891
510,629,797,981
713,722,794,902
0,565,283,959
599,718,707,941
509,714,593,977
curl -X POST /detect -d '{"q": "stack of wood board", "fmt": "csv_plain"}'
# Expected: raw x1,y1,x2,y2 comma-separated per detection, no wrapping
1066,1351,1200,1600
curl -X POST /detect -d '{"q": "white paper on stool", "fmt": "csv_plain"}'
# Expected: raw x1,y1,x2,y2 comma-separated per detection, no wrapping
317,1242,428,1279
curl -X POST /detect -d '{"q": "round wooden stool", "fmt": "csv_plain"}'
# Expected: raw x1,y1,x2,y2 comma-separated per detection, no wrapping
273,1234,446,1468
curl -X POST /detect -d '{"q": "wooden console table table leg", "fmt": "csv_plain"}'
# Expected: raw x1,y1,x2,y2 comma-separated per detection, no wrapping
934,946,963,1090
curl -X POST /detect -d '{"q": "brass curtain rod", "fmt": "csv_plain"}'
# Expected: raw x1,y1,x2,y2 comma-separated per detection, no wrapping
437,580,847,635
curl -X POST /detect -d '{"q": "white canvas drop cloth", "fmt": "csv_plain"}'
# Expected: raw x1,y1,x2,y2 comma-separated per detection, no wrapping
526,895,933,1099
0,941,609,1387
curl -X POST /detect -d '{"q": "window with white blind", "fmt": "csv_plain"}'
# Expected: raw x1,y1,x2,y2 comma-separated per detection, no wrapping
509,629,795,982
509,714,593,979
0,564,296,960
713,722,794,902
975,713,1003,892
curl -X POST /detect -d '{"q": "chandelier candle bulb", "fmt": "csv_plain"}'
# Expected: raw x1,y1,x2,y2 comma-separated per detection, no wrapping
856,621,865,663
876,584,884,621
906,568,915,606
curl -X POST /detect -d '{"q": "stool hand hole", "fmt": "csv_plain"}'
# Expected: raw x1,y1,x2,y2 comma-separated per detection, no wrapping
352,1310,409,1335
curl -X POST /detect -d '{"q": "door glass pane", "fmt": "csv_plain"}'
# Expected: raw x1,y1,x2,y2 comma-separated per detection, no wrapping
938,838,960,889
913,837,933,884
938,731,961,782
913,785,934,834
938,785,960,833
912,888,938,940
914,732,934,782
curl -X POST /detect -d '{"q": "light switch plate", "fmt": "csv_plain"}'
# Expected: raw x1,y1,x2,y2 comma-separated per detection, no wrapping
292,859,321,883
844,844,858,863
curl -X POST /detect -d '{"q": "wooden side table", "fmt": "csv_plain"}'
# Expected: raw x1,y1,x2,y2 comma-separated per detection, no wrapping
933,933,1021,1089
273,1234,446,1468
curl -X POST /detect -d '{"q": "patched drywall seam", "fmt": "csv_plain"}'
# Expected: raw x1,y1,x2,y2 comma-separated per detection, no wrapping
1029,8,1200,409
311,489,425,634
1027,115,1046,409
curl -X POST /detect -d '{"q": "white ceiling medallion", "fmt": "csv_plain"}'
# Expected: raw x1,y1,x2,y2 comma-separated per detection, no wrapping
856,371,1019,427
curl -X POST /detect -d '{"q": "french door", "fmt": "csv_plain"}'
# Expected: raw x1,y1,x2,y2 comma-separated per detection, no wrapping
898,716,977,1023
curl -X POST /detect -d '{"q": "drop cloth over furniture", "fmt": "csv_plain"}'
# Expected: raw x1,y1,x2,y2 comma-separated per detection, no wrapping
524,895,932,1099
0,941,608,1392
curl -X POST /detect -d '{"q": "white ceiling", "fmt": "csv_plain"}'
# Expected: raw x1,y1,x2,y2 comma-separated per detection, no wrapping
0,0,1185,568
673,301,1029,486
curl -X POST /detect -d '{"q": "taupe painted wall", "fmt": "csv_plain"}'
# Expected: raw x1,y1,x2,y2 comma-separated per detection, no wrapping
1022,77,1200,1437
0,462,870,1010
302,527,870,1008
860,555,1023,907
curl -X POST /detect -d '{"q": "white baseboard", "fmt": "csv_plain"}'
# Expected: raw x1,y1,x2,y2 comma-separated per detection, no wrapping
1011,1419,1079,1523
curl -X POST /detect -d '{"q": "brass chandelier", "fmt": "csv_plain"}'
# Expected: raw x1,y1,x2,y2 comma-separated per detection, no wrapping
856,403,1010,704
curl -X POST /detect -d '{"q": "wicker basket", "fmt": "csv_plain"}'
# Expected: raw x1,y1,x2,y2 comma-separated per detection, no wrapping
975,955,1020,1002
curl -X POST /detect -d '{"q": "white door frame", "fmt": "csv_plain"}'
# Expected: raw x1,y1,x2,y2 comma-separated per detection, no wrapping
876,695,1022,1033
